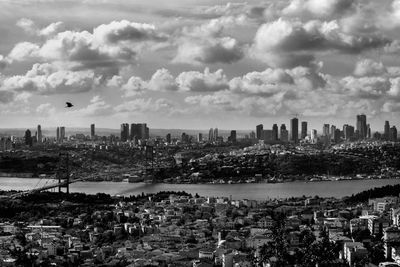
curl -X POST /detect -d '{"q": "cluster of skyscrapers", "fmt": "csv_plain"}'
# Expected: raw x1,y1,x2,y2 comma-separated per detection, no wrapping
255,115,398,144
120,123,149,142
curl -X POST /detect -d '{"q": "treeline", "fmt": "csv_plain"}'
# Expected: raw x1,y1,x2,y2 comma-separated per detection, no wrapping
0,155,59,174
345,184,400,204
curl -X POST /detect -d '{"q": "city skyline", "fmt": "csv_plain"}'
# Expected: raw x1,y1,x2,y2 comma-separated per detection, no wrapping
1,1,400,129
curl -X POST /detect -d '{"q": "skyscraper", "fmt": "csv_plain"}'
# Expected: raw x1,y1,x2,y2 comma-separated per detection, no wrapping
356,114,367,139
330,125,336,140
56,127,60,142
390,126,398,141
166,133,171,144
90,124,95,140
198,133,203,142
256,124,263,140
272,124,278,141
311,129,317,144
323,124,330,137
130,123,149,140
120,123,129,142
208,128,214,142
385,121,390,140
229,130,237,143
24,129,32,147
343,124,354,140
214,128,218,141
37,125,42,143
367,124,371,139
290,118,299,143
60,127,65,142
301,121,307,139
280,124,289,142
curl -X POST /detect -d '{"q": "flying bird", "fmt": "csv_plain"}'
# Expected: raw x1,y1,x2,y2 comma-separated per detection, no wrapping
65,102,74,108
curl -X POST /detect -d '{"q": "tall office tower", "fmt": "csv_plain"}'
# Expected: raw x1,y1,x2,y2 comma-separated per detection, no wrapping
208,128,214,142
166,133,171,144
90,124,95,140
323,124,330,137
334,129,341,143
214,128,218,141
256,124,263,140
249,131,256,139
390,126,398,141
311,129,317,143
60,127,65,142
356,114,367,139
145,125,149,139
280,129,289,142
367,124,371,139
56,127,60,142
229,130,237,142
343,124,354,140
385,121,390,140
290,118,299,143
120,123,129,142
301,121,307,139
280,124,286,140
24,129,32,147
272,124,278,141
330,125,336,140
37,125,42,143
198,133,203,142
181,132,189,143
262,130,274,142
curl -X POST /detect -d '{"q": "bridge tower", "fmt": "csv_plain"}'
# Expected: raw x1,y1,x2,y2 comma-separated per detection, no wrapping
57,152,70,194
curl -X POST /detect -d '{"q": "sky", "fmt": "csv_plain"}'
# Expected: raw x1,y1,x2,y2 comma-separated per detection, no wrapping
0,0,400,132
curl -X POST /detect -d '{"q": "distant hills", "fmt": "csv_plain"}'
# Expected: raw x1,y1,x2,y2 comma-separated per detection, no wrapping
0,128,253,138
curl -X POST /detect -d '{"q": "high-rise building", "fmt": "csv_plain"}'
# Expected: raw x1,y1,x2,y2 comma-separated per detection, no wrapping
208,128,214,142
166,133,171,144
334,129,341,143
214,128,218,141
229,130,237,143
181,132,189,143
330,125,336,140
385,121,390,140
249,131,256,140
311,129,317,144
301,121,307,139
24,129,32,147
390,126,398,141
37,125,42,143
120,123,129,142
272,124,278,141
130,123,149,140
356,114,367,139
90,124,95,140
367,124,371,139
56,127,60,142
280,124,286,140
256,124,263,140
323,124,330,137
280,129,289,143
290,118,299,143
343,124,354,140
262,130,274,142
60,127,65,142
198,133,203,142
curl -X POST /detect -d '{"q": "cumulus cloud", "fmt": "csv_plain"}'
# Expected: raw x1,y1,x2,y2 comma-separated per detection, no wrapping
69,95,114,116
114,98,175,113
0,55,8,70
1,63,98,95
353,59,387,77
340,76,390,99
177,68,229,92
251,18,389,68
382,101,400,112
36,103,56,116
173,18,245,65
283,0,355,18
16,18,65,36
9,20,168,73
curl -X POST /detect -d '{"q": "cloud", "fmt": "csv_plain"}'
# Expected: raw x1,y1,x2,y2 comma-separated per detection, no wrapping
353,59,387,77
36,103,56,116
177,68,229,92
340,76,390,99
69,95,114,116
382,101,400,112
16,18,65,36
251,18,389,68
114,98,175,113
173,18,245,65
283,0,355,18
0,90,15,104
0,55,8,70
8,20,169,74
1,63,98,95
